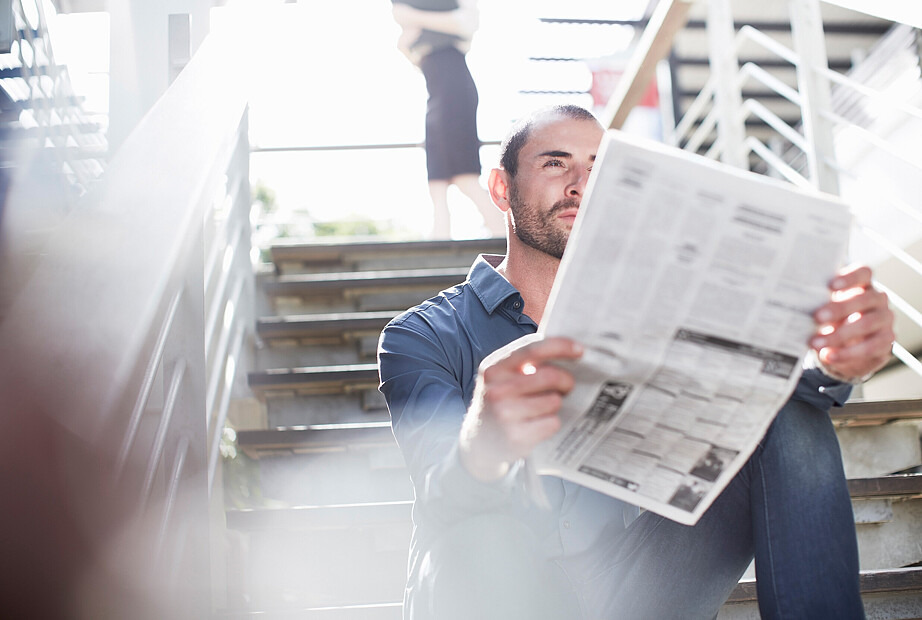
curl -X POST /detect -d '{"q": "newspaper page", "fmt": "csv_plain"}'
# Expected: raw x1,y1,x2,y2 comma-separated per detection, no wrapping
533,130,851,525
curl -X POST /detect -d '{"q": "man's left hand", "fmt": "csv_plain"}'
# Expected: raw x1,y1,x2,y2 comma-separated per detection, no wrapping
810,264,895,383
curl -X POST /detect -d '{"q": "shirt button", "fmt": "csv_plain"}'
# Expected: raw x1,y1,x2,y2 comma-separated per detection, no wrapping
513,301,521,309
563,520,570,529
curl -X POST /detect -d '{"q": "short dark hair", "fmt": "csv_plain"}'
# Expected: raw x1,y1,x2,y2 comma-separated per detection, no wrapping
498,104,600,177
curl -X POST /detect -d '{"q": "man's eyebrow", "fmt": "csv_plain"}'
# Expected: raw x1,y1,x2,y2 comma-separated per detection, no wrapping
537,150,572,158
536,150,597,161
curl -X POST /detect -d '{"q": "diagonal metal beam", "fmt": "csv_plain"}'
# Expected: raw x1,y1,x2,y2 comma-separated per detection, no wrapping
601,0,695,129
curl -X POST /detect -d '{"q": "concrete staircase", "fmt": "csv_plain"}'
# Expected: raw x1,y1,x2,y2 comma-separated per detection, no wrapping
220,237,922,619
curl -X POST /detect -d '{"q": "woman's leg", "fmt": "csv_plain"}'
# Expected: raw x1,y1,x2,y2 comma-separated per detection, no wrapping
427,180,451,239
452,173,506,237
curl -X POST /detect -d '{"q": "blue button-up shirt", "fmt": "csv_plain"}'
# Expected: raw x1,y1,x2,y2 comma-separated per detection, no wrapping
377,253,851,588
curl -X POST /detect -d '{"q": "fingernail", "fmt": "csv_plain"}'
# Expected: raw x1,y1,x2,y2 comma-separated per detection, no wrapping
811,337,826,348
816,309,832,322
831,278,846,290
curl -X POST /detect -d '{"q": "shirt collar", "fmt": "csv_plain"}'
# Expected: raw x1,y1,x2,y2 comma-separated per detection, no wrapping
467,254,520,314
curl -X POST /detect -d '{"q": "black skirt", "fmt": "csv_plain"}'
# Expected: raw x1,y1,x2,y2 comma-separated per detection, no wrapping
419,46,482,181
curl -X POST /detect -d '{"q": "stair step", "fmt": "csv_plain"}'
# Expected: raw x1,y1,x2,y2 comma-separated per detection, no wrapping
262,267,469,299
223,504,410,612
832,398,922,427
257,310,398,341
226,500,413,531
248,363,379,394
733,565,922,601
848,473,922,500
215,566,921,618
269,237,504,273
237,423,395,459
235,424,410,505
0,121,103,140
216,602,403,619
264,393,389,428
0,65,64,79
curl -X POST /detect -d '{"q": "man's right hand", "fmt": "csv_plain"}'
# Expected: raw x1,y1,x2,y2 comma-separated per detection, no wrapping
459,336,583,482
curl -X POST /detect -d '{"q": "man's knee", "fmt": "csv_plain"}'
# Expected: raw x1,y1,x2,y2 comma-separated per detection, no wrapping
413,515,578,620
758,399,848,499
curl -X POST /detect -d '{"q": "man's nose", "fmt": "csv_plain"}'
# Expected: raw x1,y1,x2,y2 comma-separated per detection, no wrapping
566,170,589,196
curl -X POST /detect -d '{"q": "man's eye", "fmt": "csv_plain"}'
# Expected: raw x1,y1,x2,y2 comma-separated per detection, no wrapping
544,160,564,168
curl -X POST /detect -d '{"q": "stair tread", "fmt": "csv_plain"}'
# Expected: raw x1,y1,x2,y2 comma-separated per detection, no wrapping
833,398,922,426
273,266,468,282
214,567,922,616
257,310,398,335
727,566,922,603
263,266,469,296
848,473,922,499
226,500,413,531
215,602,403,619
237,423,395,458
248,363,379,390
269,237,505,266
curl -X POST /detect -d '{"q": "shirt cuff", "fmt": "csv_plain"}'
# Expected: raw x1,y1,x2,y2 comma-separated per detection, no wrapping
433,443,525,512
796,365,853,409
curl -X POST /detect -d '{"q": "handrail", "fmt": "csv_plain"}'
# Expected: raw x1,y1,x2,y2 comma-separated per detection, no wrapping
738,62,802,106
116,288,184,479
892,342,922,378
743,136,812,188
737,24,799,65
741,99,807,151
0,24,252,617
601,0,695,129
822,64,922,124
11,0,107,200
206,275,245,414
820,108,922,170
820,0,922,29
156,434,190,558
659,0,922,394
208,320,247,491
141,360,186,512
673,77,715,144
834,166,922,228
875,281,922,330
673,26,805,149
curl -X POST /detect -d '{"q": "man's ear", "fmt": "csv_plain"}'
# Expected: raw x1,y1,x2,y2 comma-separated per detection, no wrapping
488,168,511,213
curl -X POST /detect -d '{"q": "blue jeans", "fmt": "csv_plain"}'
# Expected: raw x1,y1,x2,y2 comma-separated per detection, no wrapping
563,397,865,619
414,398,864,619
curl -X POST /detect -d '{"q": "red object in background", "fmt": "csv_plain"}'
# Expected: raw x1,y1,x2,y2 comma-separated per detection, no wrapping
589,67,660,109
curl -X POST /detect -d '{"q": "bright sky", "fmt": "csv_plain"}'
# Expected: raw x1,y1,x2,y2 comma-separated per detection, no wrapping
53,0,650,241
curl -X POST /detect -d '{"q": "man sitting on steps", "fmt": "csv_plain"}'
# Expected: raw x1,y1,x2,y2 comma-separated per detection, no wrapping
377,104,895,619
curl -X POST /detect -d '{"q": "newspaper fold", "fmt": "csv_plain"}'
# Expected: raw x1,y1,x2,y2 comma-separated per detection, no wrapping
534,130,851,525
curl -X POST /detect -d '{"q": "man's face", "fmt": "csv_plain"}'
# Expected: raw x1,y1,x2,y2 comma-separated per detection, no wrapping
506,116,604,259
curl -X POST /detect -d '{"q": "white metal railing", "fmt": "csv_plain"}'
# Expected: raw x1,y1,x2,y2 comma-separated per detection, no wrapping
0,24,252,617
10,0,106,199
820,0,922,30
664,0,922,392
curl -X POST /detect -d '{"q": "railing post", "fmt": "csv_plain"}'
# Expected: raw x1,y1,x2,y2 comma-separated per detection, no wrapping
788,0,841,194
707,0,747,168
657,55,680,146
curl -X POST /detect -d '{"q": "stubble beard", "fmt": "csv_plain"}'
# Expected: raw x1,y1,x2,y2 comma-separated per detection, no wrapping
507,179,576,260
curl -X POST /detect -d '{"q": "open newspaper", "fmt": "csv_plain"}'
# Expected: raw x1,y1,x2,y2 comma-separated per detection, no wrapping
533,130,851,525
